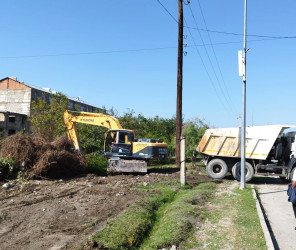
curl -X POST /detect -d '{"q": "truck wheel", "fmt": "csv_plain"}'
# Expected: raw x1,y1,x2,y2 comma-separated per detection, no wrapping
206,159,228,179
275,143,282,160
232,162,254,182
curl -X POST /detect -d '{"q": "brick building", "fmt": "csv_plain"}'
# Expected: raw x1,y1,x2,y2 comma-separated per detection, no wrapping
0,77,102,137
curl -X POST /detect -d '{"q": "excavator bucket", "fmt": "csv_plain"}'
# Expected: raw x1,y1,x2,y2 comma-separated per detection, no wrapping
107,158,147,173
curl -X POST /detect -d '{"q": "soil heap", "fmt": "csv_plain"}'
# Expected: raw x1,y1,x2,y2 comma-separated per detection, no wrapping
0,134,86,180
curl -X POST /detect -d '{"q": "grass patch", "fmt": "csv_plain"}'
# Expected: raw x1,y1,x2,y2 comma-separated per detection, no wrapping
86,184,177,249
140,182,216,249
231,187,266,249
184,182,266,250
81,180,216,250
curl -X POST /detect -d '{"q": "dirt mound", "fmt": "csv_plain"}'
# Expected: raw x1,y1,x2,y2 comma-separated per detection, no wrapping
50,135,73,151
0,134,85,179
29,150,86,179
0,134,46,170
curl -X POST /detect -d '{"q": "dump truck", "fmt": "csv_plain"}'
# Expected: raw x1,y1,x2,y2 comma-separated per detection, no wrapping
63,110,168,173
197,125,296,182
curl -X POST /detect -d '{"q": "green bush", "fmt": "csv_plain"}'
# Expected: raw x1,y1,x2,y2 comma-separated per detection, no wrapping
85,153,108,176
0,157,18,181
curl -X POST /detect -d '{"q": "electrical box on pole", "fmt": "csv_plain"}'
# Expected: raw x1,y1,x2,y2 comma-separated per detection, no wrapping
238,50,244,77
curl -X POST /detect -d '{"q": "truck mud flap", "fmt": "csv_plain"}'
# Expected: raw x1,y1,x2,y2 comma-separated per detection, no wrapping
107,158,147,173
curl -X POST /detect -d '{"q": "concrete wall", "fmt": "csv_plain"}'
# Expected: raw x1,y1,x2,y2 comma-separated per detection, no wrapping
0,89,31,115
0,78,32,116
0,112,29,137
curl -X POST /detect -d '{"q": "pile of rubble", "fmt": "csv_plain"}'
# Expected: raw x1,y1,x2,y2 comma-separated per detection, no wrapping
0,134,86,180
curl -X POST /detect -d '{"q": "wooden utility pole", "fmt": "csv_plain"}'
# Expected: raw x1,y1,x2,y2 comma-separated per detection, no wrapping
176,0,183,168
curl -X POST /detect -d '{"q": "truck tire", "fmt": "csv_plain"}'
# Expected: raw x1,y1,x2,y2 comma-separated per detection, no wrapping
275,143,282,160
206,158,228,179
232,162,254,183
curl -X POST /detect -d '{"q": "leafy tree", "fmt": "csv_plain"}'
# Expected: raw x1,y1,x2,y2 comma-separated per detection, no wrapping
29,92,69,141
76,124,107,154
182,118,209,159
118,111,176,158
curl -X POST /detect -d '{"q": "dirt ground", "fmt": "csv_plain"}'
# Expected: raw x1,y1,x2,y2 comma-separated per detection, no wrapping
0,167,211,250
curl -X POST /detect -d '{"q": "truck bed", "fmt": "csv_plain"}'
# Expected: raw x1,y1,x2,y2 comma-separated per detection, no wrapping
197,125,293,160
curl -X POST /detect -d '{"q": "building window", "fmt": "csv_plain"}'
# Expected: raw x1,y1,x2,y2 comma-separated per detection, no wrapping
33,91,38,100
69,101,74,109
8,129,16,136
9,116,16,123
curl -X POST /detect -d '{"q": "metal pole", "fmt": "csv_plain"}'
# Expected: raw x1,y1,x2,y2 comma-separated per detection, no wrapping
240,0,247,190
180,135,186,185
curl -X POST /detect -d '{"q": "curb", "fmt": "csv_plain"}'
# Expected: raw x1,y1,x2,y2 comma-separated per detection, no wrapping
251,185,275,250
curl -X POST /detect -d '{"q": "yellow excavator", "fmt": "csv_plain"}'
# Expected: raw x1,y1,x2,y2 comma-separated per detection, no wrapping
63,110,168,173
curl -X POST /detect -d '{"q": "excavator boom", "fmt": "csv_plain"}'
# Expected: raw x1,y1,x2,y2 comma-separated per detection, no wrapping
63,110,123,151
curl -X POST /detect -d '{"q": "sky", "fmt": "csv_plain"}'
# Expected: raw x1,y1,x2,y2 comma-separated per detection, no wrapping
0,0,296,128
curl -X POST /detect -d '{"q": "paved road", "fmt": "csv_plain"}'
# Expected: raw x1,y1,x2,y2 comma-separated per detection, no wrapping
254,177,296,250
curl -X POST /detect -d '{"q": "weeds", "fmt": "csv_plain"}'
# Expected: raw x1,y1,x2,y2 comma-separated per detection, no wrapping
0,157,18,181
85,153,107,176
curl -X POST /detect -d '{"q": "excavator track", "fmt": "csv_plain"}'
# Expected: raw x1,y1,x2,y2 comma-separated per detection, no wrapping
107,158,147,173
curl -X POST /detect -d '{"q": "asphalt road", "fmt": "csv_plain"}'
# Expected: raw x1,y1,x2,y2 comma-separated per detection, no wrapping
254,177,295,250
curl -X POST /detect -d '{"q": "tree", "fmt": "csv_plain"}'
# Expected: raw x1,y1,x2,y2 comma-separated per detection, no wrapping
76,124,107,154
182,118,209,159
29,93,69,141
118,111,176,158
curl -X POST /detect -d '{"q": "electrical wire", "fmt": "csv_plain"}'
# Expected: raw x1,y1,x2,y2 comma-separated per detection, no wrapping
0,37,282,59
0,47,177,59
187,3,237,117
156,0,178,23
187,26,296,39
195,0,239,114
184,16,236,118
156,0,296,40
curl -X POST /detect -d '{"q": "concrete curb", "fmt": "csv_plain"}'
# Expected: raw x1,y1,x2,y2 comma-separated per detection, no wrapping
251,185,275,250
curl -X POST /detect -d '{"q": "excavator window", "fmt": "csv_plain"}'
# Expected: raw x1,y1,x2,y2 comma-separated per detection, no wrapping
105,130,134,155
118,131,133,144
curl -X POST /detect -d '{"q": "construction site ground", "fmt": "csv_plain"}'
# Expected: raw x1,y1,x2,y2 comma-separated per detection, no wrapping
0,167,211,250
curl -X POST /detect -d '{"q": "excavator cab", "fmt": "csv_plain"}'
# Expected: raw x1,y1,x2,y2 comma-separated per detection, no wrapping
104,130,134,158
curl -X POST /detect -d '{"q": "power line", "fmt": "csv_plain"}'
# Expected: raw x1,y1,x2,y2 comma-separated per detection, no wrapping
187,3,237,117
0,38,281,59
187,26,296,39
157,0,178,23
0,47,177,59
156,0,296,40
184,16,236,118
195,0,238,114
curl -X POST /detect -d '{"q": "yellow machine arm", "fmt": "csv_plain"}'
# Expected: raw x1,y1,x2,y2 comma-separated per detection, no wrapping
63,110,123,151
